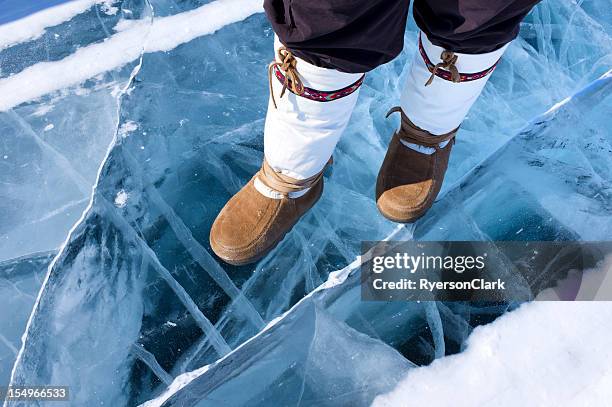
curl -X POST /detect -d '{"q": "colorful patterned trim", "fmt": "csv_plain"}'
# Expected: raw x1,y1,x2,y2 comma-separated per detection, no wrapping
418,33,499,82
273,66,365,102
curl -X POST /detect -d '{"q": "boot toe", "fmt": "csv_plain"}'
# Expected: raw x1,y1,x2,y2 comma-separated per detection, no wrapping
209,179,277,265
376,179,433,223
209,215,257,266
374,116,455,224
209,175,324,266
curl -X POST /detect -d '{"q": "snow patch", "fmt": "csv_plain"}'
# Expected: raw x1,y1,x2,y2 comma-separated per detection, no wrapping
100,0,119,16
535,255,612,301
0,0,102,49
372,302,612,407
118,121,139,138
114,190,129,208
113,19,141,33
31,104,55,117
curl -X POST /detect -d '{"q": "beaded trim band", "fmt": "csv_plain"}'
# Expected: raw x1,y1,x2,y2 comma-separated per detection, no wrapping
273,65,365,102
418,33,500,83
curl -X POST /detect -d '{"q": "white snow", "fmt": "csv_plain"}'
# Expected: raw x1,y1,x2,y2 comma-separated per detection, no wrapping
114,190,129,208
118,120,138,138
32,104,55,116
0,0,102,50
43,123,54,131
535,255,612,301
0,0,263,112
113,19,140,33
100,0,119,16
372,301,612,407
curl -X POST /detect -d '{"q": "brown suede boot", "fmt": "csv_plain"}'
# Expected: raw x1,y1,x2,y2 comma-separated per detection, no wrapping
376,107,457,223
210,159,326,266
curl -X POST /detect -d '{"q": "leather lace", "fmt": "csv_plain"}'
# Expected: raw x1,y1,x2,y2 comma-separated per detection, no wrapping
425,50,460,86
386,107,457,149
259,157,331,198
268,46,305,109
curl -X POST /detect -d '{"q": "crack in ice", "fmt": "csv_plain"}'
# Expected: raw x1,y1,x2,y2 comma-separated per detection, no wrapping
139,68,612,406
5,110,91,195
130,343,175,387
139,224,408,407
101,198,233,357
122,150,265,329
5,1,157,400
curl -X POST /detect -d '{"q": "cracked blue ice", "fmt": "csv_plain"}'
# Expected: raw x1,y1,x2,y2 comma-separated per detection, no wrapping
0,0,611,406
0,252,53,386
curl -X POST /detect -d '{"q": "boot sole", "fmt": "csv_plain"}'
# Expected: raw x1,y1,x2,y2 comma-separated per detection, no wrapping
210,226,291,266
376,201,429,224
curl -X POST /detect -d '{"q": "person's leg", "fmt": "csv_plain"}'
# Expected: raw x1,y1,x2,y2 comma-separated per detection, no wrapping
263,37,364,183
262,0,410,181
210,0,410,265
376,0,540,223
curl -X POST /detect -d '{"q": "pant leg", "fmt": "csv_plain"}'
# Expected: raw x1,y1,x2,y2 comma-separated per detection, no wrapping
401,0,540,135
414,0,540,54
264,0,411,73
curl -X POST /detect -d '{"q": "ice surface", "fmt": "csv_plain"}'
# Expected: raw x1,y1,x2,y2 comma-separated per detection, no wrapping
0,0,611,406
144,65,612,401
0,252,53,386
0,0,151,261
414,69,612,242
0,0,262,110
150,302,415,407
0,0,262,258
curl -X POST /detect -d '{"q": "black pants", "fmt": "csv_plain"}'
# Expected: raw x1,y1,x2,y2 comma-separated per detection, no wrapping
264,0,540,73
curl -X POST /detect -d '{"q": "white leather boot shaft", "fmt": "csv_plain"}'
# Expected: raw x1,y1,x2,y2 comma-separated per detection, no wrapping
401,32,508,136
260,37,363,200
